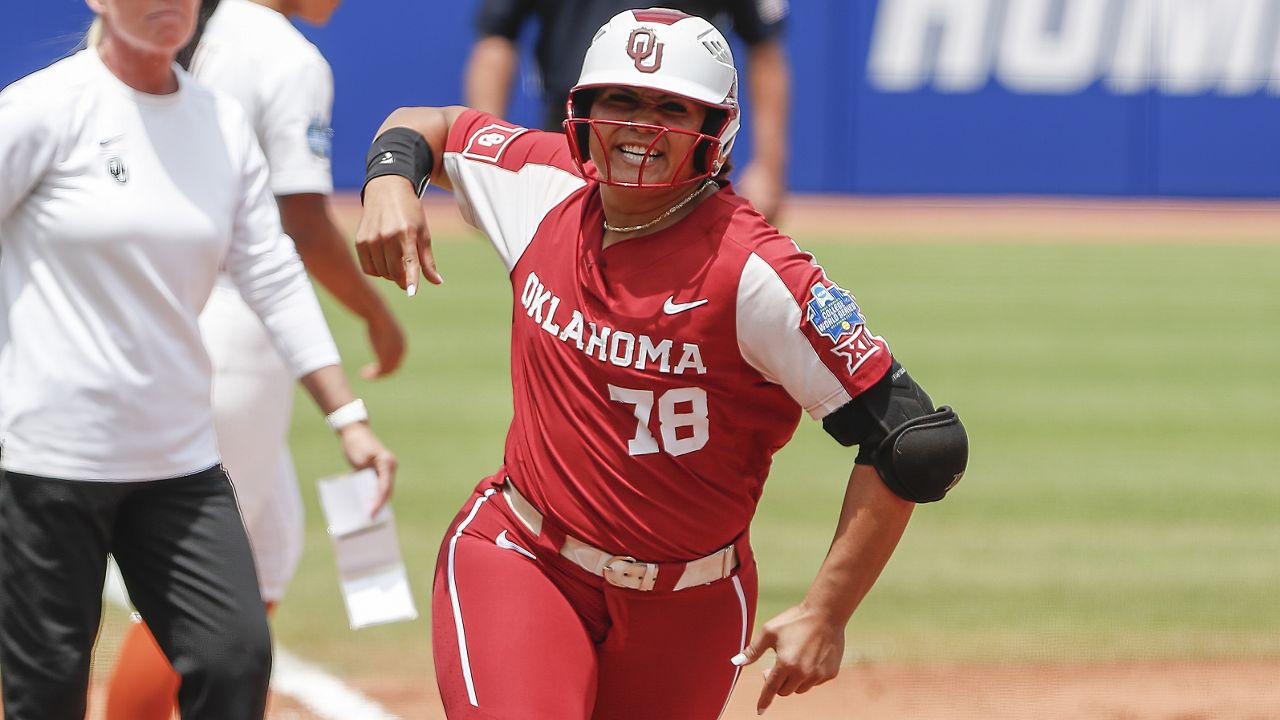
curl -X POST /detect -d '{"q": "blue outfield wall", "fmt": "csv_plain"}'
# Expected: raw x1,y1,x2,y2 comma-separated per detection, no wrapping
4,0,1278,197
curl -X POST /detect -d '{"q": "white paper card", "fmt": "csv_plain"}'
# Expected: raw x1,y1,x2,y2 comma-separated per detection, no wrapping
317,469,392,538
341,564,418,629
317,470,418,629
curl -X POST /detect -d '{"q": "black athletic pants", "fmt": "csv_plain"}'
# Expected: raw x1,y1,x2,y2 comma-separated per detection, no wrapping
0,464,271,720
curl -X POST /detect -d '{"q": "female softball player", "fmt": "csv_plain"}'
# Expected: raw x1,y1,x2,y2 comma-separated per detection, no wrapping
103,1,404,716
0,1,396,718
357,9,967,718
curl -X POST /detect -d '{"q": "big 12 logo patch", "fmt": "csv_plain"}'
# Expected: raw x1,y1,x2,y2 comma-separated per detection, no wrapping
805,282,883,375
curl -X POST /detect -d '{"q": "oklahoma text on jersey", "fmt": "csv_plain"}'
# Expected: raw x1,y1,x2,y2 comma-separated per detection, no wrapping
519,271,707,376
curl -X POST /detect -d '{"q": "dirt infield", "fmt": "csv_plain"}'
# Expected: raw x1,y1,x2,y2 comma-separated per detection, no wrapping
720,661,1280,720
254,660,1280,719
25,658,1277,718
330,193,1280,244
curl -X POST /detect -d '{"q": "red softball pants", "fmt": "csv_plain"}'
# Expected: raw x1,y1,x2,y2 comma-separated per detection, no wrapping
432,478,758,720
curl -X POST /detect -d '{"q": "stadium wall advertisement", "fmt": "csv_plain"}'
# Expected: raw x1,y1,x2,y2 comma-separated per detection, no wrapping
4,0,1278,197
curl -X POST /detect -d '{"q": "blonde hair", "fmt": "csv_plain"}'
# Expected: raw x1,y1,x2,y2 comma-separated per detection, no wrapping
86,17,103,48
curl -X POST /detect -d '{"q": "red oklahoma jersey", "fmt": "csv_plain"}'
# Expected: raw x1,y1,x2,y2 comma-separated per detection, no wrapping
443,111,892,561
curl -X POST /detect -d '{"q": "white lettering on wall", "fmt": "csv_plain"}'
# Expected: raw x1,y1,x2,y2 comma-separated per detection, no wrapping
997,0,1108,93
868,0,996,92
868,0,1280,96
1107,0,1273,95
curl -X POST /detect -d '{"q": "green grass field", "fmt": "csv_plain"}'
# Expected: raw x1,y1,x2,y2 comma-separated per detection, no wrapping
268,234,1279,680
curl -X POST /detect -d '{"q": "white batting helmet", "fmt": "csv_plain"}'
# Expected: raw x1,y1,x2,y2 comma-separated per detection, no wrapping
564,8,741,187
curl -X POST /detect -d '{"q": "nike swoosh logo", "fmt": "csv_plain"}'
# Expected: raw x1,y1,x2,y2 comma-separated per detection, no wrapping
495,530,536,560
99,134,124,146
663,296,709,315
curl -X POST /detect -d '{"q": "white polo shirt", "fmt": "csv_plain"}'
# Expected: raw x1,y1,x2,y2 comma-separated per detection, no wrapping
0,48,339,481
194,0,334,196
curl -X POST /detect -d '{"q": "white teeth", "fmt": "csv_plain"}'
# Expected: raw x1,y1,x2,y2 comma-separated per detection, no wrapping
619,144,660,158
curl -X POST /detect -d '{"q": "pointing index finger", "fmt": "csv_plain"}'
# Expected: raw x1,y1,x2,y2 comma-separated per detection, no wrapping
756,664,786,715
402,234,420,297
404,257,419,297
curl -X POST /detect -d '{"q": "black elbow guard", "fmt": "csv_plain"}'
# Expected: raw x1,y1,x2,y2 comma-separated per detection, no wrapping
874,406,967,503
823,361,968,503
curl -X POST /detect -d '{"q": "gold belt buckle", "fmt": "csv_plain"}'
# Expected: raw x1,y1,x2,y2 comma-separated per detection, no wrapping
602,555,658,592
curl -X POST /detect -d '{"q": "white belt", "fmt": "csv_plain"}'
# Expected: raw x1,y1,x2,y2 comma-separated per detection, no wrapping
501,480,738,592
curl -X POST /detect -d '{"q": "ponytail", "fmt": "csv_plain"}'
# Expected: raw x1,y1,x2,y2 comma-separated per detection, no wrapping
176,0,223,70
86,17,103,48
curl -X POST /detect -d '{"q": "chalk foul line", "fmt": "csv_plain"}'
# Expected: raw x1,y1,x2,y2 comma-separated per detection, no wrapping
103,560,398,719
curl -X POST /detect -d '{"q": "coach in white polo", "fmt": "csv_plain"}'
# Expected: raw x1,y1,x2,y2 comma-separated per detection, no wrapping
0,2,395,718
101,1,407,718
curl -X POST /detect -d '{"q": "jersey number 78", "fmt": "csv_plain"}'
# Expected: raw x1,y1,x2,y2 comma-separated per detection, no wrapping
607,384,709,457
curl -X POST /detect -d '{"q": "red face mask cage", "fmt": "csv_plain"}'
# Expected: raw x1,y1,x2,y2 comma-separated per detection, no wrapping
562,88,731,189
563,118,722,188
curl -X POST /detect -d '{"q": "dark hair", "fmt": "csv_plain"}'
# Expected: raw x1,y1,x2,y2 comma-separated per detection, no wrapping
176,0,223,70
713,154,733,185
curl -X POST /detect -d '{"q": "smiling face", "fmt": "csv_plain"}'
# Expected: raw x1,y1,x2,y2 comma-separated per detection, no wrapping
584,86,710,187
88,0,199,57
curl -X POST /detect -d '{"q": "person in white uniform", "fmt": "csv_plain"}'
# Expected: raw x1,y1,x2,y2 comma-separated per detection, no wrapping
197,0,401,605
0,1,396,719
103,1,404,715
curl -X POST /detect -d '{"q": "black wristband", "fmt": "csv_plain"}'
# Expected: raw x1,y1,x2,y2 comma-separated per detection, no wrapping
362,126,434,203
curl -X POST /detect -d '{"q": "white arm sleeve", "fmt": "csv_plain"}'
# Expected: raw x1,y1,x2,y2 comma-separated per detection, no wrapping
0,82,58,220
442,113,586,273
737,252,854,419
224,110,340,378
258,53,334,196
446,158,584,273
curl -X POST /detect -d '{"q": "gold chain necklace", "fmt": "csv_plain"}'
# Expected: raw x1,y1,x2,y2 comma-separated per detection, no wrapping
602,180,716,234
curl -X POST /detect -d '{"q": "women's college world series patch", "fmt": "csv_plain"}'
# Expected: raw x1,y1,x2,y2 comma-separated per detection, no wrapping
805,282,884,375
307,117,334,159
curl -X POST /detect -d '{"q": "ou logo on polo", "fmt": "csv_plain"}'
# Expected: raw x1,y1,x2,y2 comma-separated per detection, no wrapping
475,132,507,147
107,157,128,184
627,28,664,73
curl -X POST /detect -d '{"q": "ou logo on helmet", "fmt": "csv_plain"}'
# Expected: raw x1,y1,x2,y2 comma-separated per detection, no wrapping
627,28,664,73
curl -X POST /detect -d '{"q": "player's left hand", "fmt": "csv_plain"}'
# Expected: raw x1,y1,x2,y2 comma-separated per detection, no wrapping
735,161,785,223
337,422,398,517
732,601,845,714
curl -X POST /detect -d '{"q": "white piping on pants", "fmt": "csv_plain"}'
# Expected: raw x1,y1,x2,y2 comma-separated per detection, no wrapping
447,488,495,707
717,575,750,720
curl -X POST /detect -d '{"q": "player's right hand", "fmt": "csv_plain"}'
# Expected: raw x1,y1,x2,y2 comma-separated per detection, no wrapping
354,175,444,295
